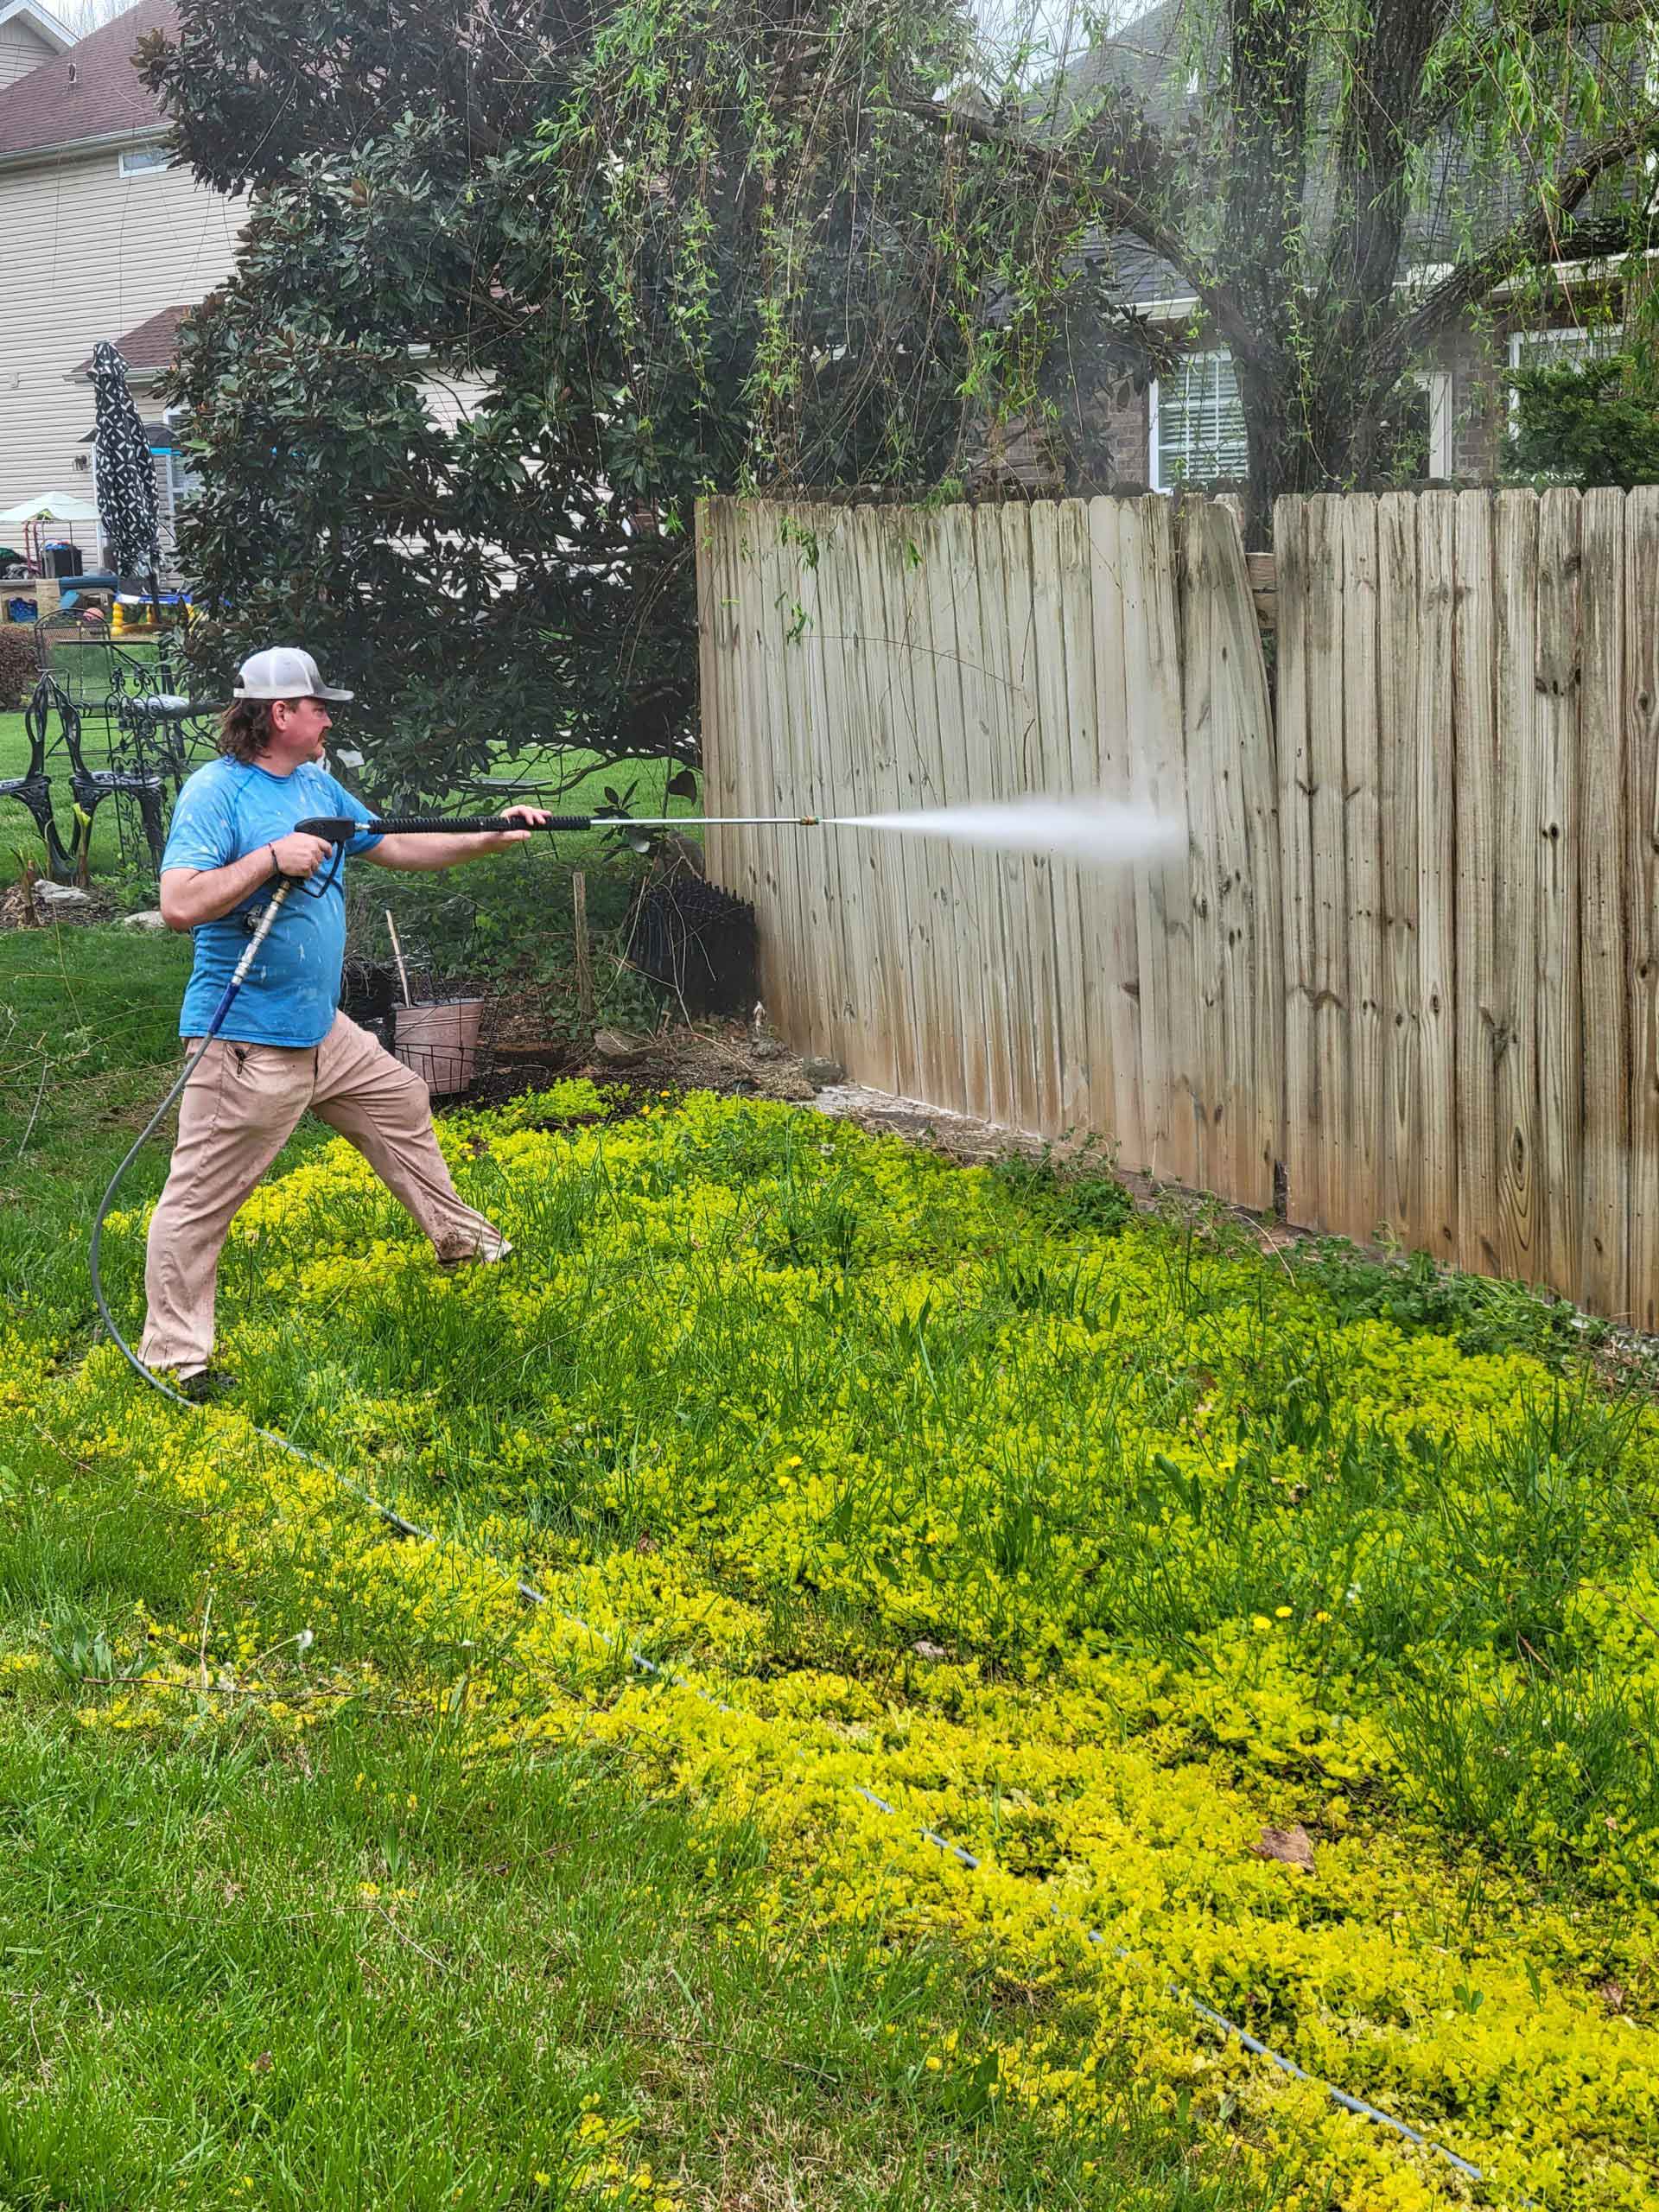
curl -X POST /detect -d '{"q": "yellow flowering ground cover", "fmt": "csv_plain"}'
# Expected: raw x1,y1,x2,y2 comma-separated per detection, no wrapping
16,1085,1659,2209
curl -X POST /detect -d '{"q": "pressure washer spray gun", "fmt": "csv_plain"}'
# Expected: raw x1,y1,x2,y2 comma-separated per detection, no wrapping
228,805,824,1010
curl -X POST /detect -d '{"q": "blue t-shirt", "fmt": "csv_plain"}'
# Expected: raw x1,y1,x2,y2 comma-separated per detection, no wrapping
162,757,384,1046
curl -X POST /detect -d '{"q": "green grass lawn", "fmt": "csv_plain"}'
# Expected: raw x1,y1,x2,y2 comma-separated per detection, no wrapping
0,924,1275,2212
3,921,1656,2208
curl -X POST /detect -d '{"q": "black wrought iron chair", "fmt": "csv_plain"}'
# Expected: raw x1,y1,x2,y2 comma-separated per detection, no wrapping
0,672,167,880
0,673,83,881
62,673,167,873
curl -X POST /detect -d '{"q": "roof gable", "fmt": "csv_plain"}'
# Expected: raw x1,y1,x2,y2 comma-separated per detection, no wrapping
70,302,192,381
0,0,174,163
0,2,73,58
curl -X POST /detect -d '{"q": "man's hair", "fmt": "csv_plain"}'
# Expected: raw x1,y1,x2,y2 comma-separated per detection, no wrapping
217,699,278,765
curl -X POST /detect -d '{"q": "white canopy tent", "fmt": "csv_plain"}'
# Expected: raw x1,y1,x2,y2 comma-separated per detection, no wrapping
0,491,103,578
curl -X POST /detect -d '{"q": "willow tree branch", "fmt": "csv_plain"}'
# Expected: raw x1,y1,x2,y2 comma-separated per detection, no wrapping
889,92,1265,369
1419,3,1657,130
1380,108,1659,370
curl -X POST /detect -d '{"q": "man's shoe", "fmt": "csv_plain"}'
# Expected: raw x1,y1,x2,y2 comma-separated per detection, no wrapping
175,1365,238,1405
437,1240,514,1274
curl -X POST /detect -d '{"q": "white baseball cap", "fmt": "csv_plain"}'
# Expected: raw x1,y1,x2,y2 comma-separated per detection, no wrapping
233,646,353,702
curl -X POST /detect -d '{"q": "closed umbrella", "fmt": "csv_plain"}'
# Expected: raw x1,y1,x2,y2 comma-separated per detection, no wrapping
91,340,161,614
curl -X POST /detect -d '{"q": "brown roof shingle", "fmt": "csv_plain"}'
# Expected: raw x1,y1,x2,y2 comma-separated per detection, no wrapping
0,0,174,162
73,302,191,378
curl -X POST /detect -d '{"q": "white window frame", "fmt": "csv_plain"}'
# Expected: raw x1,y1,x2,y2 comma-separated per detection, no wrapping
1147,348,1249,492
1417,367,1453,480
156,446,200,554
1147,356,1454,486
1508,323,1626,372
117,143,169,178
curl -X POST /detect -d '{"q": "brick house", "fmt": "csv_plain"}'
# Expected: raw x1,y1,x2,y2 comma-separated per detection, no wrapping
1001,3,1635,497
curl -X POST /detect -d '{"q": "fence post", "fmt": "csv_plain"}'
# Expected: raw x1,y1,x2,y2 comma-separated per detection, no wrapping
571,870,595,1029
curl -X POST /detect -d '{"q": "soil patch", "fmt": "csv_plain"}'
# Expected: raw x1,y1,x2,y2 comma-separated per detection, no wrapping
0,881,121,931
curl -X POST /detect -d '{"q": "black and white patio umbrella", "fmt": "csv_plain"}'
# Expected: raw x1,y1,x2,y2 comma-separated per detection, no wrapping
90,339,161,606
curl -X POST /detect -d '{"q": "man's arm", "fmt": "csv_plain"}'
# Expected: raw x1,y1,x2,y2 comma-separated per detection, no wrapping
359,808,550,872
158,832,335,931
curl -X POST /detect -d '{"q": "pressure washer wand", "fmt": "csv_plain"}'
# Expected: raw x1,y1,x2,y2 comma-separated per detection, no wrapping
293,812,821,840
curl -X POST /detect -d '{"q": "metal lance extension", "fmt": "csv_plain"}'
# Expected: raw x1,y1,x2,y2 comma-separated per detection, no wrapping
293,810,821,855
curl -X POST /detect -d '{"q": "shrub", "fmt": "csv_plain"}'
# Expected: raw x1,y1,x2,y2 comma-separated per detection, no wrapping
0,626,37,710
1504,351,1659,489
1290,1238,1603,1364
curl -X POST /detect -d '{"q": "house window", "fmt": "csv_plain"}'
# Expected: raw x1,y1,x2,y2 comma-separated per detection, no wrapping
118,143,169,177
1506,324,1625,427
1376,370,1454,482
1149,350,1249,491
156,446,199,552
1509,322,1625,373
1424,369,1453,479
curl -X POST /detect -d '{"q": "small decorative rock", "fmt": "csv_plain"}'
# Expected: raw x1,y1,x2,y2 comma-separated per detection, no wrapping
594,1027,651,1064
123,908,169,932
33,880,95,917
801,1055,846,1087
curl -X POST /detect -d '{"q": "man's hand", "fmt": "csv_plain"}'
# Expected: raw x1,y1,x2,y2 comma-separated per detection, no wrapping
270,832,335,879
158,830,333,931
486,807,551,849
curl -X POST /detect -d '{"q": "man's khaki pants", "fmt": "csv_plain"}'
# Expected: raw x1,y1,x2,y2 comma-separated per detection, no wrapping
138,1011,506,1378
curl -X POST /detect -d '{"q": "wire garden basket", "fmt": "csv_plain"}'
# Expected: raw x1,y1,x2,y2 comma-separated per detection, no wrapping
340,944,501,1098
625,874,758,1017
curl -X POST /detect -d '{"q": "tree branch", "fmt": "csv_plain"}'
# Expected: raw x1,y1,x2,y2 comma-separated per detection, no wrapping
888,92,1265,370
1380,108,1659,369
1419,0,1659,130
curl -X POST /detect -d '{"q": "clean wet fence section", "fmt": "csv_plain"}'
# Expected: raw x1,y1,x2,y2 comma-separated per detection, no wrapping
696,488,1659,1327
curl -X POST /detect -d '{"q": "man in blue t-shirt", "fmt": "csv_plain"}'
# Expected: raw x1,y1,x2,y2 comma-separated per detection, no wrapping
138,645,548,1401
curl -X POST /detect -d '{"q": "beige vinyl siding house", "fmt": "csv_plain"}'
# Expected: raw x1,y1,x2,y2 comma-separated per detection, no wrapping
0,144,243,524
0,0,244,540
0,0,491,585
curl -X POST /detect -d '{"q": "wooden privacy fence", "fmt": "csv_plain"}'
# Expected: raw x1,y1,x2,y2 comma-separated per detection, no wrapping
697,494,1281,1215
1279,487,1659,1330
696,487,1659,1327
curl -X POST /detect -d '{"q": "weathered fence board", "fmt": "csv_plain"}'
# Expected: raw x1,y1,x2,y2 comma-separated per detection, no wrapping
1577,489,1626,1317
1452,491,1500,1283
700,486,1659,1320
1627,492,1659,1332
1415,492,1459,1266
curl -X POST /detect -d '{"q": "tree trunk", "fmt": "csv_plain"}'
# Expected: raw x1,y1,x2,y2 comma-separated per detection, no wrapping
1237,372,1357,545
